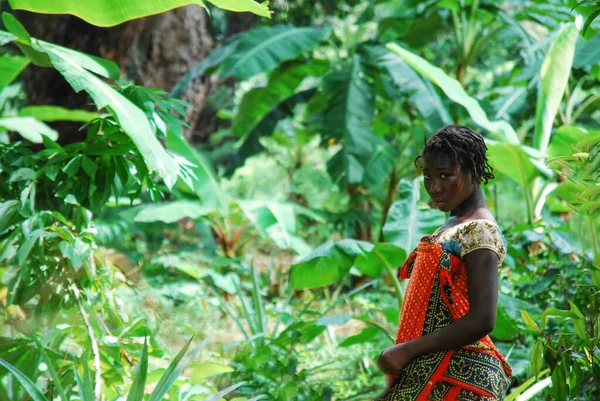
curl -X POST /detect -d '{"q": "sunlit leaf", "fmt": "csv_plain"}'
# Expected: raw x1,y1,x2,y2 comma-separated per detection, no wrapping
190,361,234,384
0,358,49,401
531,340,544,378
19,105,99,122
0,116,58,142
533,22,579,155
486,143,539,187
134,200,214,223
0,55,29,89
386,43,519,144
8,0,270,27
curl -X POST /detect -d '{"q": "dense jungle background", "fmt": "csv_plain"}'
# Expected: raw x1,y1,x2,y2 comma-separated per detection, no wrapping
0,0,599,400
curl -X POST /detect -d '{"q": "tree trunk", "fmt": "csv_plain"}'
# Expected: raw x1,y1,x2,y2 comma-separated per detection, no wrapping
14,6,227,144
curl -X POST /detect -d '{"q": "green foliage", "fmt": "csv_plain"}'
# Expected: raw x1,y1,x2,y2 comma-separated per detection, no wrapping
1,13,180,188
8,0,272,26
2,2,600,401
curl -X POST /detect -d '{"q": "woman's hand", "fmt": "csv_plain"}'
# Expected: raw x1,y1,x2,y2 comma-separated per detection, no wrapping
377,343,414,376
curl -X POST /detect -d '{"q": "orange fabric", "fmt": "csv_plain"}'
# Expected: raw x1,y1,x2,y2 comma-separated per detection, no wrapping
395,238,512,377
395,240,442,345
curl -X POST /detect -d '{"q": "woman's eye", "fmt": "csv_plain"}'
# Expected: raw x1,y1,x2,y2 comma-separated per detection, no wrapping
441,174,449,179
424,174,431,179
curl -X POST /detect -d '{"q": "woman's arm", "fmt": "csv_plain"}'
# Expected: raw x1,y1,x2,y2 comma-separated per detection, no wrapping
377,248,499,375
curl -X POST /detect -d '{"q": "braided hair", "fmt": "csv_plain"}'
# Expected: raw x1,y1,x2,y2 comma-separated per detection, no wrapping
415,125,495,185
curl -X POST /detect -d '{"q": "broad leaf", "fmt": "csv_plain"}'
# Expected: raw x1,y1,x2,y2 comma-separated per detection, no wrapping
361,136,398,189
323,55,374,156
486,143,539,187
1,19,179,187
0,116,57,142
386,43,519,144
355,243,406,277
134,200,214,223
551,361,568,401
237,200,320,255
19,105,99,122
170,37,241,98
0,358,49,401
190,361,234,384
290,239,405,289
533,23,579,156
165,134,230,209
40,42,180,187
339,326,386,347
323,56,380,187
1,15,119,79
290,240,363,289
382,178,446,253
548,125,600,157
220,25,330,80
573,34,600,71
0,55,29,88
231,60,329,137
8,0,271,27
378,50,452,132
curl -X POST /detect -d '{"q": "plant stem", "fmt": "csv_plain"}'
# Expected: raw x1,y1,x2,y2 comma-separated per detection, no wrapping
71,284,102,401
379,167,399,242
374,251,404,311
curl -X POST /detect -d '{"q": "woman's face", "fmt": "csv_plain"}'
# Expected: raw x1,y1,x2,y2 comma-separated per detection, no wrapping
422,154,475,212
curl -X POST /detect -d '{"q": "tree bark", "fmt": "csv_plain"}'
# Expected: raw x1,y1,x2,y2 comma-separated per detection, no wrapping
14,6,221,143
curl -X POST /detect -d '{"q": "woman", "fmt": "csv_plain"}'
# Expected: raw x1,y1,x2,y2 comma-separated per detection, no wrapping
376,125,511,400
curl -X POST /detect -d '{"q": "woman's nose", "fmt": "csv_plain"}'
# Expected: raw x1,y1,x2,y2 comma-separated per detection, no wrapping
430,182,443,194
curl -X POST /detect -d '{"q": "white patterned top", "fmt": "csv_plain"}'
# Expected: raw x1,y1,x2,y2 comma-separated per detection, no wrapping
433,219,507,267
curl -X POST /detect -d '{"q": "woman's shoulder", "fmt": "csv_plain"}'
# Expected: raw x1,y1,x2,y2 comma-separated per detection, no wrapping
435,218,507,264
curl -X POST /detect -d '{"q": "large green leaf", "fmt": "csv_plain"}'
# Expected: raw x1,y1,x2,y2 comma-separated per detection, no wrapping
165,134,230,209
361,136,398,188
134,200,214,223
0,358,49,401
43,46,179,187
237,200,321,255
533,23,579,156
1,15,178,187
170,37,240,98
19,105,99,122
386,43,519,144
1,15,119,79
378,50,452,132
290,239,406,289
573,34,600,71
323,55,381,187
190,361,234,384
220,25,330,80
0,55,29,88
231,60,328,137
323,56,374,156
486,143,539,187
8,0,271,27
382,178,446,253
548,125,600,157
0,116,57,142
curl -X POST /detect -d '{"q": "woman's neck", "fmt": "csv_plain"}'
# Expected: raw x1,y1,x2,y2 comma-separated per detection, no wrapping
450,187,487,218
